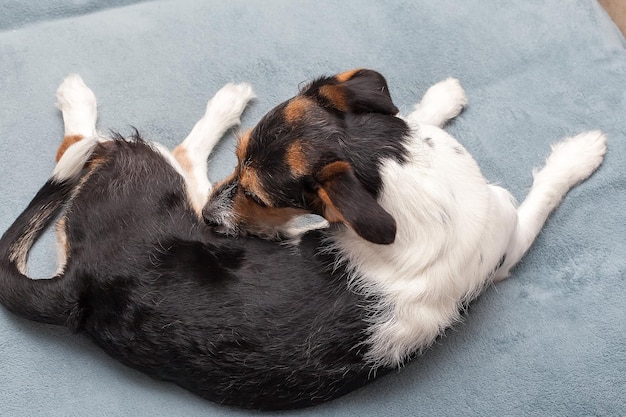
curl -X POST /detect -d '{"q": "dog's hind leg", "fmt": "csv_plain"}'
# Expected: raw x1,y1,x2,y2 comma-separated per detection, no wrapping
53,75,99,274
494,131,607,280
55,74,98,162
172,83,255,215
405,78,467,128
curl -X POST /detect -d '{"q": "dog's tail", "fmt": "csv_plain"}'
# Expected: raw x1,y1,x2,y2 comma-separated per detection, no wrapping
0,138,97,325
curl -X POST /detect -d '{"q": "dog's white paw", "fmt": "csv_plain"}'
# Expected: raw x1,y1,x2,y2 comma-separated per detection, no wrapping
422,78,468,118
407,78,467,127
56,74,97,112
422,78,467,110
537,130,607,188
206,83,256,126
56,74,98,137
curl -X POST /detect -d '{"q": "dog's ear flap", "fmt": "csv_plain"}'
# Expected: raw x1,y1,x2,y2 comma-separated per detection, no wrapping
305,69,399,116
314,161,396,245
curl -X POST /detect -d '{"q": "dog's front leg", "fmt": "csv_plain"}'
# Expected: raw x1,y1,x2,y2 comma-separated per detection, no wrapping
405,78,467,128
172,83,255,215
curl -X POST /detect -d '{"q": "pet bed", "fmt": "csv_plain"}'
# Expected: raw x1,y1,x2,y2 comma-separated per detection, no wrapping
0,1,624,415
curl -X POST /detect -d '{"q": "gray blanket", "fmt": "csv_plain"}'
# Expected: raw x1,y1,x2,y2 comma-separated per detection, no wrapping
1,1,624,415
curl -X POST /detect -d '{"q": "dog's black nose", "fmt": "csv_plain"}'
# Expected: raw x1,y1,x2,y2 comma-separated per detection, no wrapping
202,207,219,227
202,206,232,235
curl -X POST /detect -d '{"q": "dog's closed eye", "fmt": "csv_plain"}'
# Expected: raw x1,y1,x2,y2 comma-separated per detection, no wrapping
243,189,267,207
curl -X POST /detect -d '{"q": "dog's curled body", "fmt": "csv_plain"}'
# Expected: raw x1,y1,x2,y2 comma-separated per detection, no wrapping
0,136,381,410
0,79,391,410
0,72,607,410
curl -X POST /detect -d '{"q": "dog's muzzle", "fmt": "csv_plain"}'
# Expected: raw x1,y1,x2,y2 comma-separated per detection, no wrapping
203,182,238,235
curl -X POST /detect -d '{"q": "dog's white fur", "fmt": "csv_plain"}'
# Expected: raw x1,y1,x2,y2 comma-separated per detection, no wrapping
52,75,254,276
53,75,100,182
56,74,98,139
326,79,606,367
171,83,256,212
54,75,607,370
54,75,255,210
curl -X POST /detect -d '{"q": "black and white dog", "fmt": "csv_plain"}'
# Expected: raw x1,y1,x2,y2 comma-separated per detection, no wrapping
204,69,607,368
0,71,605,410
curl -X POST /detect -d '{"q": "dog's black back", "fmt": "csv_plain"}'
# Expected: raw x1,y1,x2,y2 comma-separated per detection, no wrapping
0,138,379,410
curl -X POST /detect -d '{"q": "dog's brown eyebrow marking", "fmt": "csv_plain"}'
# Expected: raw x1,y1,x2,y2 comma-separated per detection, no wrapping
236,129,252,162
240,167,258,193
284,97,313,123
240,167,271,206
286,141,308,177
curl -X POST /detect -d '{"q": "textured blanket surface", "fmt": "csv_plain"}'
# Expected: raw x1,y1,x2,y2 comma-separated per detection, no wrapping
0,1,624,416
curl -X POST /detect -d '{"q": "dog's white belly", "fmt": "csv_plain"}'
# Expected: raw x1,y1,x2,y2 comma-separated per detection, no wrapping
332,124,518,366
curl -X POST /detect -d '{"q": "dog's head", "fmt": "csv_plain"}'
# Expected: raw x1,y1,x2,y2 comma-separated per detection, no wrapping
203,69,409,244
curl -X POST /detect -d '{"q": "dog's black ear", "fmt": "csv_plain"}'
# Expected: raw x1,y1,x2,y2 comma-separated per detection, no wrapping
314,161,396,245
304,69,399,115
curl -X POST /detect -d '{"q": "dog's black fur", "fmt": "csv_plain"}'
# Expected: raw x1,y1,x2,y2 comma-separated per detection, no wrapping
0,136,385,410
204,69,411,245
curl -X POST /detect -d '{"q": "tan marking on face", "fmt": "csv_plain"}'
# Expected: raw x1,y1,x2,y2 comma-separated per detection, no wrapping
286,141,308,177
233,191,308,233
240,167,259,193
335,68,362,83
56,134,84,162
240,166,272,206
284,97,313,123
236,129,252,162
319,84,349,112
